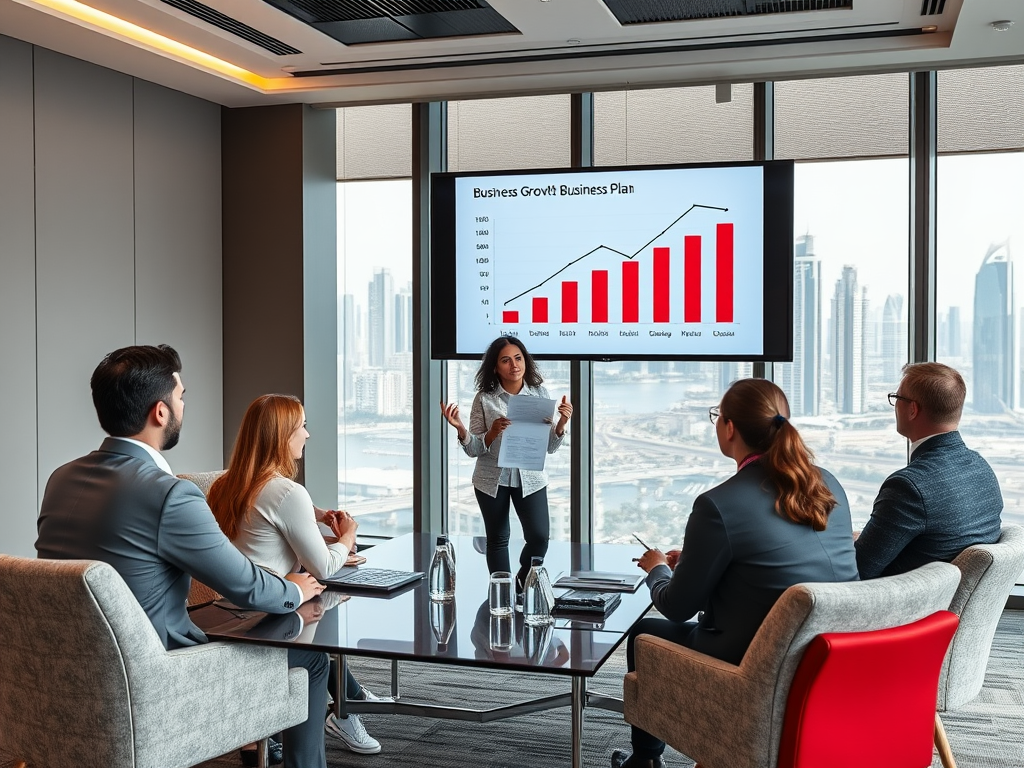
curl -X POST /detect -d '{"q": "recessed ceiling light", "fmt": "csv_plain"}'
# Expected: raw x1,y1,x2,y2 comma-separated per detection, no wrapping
990,19,1015,32
921,24,938,32
566,38,581,45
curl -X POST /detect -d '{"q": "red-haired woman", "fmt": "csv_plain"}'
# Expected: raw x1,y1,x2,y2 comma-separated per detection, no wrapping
611,379,858,768
209,394,383,758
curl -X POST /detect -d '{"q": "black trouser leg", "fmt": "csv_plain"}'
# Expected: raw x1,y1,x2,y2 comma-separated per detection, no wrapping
509,485,550,590
625,617,697,759
476,486,513,576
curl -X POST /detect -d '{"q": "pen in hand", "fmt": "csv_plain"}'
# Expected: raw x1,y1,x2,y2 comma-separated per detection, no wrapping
632,532,652,550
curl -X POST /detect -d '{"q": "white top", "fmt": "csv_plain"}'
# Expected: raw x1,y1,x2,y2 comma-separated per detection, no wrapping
231,475,349,580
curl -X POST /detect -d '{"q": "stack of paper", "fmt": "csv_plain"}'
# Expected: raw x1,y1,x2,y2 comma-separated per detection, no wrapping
553,570,644,593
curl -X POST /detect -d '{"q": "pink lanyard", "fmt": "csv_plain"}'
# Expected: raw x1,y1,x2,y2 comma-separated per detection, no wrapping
737,453,763,472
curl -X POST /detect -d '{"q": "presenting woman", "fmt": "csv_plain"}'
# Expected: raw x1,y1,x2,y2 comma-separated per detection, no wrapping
209,394,383,757
440,336,572,591
610,379,858,768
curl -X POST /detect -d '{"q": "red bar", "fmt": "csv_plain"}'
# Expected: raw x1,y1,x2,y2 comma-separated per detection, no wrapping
717,223,734,323
502,311,519,323
562,282,578,323
685,235,701,323
622,261,639,323
653,247,670,323
532,297,548,323
592,270,608,323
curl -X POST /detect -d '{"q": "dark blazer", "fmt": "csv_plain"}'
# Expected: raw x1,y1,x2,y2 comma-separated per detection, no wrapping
646,462,859,665
36,437,300,650
855,430,1003,579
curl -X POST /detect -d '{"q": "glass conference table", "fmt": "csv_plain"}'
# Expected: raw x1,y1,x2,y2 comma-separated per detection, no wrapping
190,533,653,768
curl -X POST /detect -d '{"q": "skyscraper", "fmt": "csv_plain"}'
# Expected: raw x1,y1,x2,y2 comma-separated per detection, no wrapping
881,294,906,386
973,242,1014,413
368,268,395,367
779,235,821,416
831,265,867,414
340,293,357,406
393,284,413,354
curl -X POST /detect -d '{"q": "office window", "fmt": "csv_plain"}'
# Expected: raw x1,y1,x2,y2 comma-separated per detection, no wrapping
936,66,1024,553
594,85,754,166
445,95,573,543
773,74,910,529
337,106,414,536
591,85,753,547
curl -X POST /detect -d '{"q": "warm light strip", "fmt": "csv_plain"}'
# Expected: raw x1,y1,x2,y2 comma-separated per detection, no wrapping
14,0,293,91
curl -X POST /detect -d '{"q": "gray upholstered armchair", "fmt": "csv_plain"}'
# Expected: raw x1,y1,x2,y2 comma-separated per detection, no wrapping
0,555,307,768
623,561,962,768
934,525,1024,768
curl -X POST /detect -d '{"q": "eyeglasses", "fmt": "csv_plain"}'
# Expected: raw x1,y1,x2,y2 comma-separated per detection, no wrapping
709,406,720,424
887,392,913,407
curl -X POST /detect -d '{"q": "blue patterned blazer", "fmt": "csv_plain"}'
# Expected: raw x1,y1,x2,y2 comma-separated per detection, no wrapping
855,430,1003,579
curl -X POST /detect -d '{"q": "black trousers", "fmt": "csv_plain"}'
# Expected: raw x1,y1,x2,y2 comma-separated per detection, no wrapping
625,617,699,759
475,485,550,589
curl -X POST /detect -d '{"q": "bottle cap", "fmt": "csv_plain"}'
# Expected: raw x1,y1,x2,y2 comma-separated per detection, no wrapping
530,556,544,566
436,535,448,546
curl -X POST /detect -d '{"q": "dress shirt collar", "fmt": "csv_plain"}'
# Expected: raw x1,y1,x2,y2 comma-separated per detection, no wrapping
109,436,174,475
909,432,939,459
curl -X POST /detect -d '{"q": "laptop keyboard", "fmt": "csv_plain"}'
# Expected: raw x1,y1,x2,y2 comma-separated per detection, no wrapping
337,568,420,588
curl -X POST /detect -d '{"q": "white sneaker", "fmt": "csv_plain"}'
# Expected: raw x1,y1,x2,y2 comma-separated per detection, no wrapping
325,713,381,754
359,685,393,702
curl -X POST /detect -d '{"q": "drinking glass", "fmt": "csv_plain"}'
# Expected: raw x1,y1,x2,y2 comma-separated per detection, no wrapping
489,570,514,616
489,614,513,651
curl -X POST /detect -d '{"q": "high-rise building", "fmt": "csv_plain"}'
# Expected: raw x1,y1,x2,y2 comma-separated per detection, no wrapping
393,284,413,354
973,242,1014,413
368,268,395,367
340,293,357,406
881,294,906,386
831,265,867,414
778,235,821,416
939,306,963,358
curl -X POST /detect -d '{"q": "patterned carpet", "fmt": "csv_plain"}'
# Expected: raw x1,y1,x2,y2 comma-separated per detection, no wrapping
3,612,1022,767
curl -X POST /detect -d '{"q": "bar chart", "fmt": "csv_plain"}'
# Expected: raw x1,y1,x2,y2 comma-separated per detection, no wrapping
453,165,767,356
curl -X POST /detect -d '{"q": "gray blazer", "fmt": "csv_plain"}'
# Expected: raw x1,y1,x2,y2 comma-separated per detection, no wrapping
36,438,300,650
855,430,1003,579
645,461,859,665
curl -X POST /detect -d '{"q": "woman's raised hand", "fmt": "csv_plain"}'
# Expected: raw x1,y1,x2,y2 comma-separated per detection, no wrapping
555,395,573,436
440,401,468,442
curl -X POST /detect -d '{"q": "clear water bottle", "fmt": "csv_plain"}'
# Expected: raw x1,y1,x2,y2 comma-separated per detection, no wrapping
430,597,456,650
522,556,554,626
428,535,456,602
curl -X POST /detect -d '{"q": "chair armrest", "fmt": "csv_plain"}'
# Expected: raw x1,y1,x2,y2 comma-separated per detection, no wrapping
625,635,776,768
126,642,308,766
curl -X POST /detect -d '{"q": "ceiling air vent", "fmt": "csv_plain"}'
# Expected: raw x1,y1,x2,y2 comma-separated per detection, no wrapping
159,0,302,55
601,0,853,25
920,0,947,15
261,0,518,45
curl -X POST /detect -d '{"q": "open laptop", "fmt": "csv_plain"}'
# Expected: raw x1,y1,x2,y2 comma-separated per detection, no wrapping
319,567,424,593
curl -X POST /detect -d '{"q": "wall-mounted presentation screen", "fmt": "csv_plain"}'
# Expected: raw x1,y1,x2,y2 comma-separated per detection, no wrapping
431,160,794,361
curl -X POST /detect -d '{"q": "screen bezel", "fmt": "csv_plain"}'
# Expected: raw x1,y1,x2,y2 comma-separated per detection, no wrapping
431,159,794,362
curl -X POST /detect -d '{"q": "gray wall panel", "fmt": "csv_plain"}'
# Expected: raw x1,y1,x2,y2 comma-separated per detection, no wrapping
133,79,223,474
34,48,136,493
0,36,39,556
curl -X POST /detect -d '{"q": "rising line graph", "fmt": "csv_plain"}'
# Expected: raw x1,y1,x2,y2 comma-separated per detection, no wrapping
501,203,729,306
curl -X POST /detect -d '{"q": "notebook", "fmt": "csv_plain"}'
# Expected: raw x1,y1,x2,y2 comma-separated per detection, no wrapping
553,570,644,592
320,567,423,593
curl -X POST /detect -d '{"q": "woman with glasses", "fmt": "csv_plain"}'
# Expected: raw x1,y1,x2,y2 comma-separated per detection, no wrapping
610,379,858,768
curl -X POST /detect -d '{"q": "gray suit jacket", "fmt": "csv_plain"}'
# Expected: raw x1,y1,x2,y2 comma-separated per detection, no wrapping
855,430,1003,579
36,438,300,650
646,462,859,665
